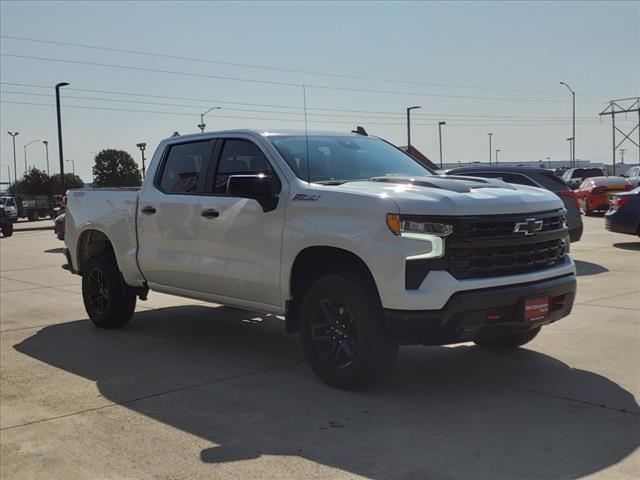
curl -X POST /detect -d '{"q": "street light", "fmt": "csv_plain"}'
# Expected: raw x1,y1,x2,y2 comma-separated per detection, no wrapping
560,82,575,168
406,106,421,148
136,143,147,178
66,159,75,175
42,140,50,174
7,131,19,183
495,149,501,165
56,82,69,192
438,121,446,169
566,137,573,167
198,106,221,132
23,139,40,174
488,133,493,165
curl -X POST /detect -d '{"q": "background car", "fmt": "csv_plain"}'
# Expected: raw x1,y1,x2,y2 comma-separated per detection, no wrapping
605,186,640,236
561,167,604,190
0,196,18,222
622,166,640,188
575,176,634,215
446,166,583,242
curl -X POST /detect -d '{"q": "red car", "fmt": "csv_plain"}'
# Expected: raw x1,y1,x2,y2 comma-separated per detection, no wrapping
576,176,634,215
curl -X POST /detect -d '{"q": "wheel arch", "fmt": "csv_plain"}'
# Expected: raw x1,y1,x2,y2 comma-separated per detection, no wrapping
76,228,117,274
285,246,380,334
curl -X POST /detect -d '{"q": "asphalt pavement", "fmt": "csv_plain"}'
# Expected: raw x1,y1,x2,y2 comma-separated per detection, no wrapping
1,216,638,479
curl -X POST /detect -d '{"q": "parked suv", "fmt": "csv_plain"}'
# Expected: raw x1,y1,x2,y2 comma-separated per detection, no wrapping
63,130,577,389
446,166,583,242
622,166,640,188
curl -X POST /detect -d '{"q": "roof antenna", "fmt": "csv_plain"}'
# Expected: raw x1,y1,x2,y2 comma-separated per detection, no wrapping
303,84,311,185
351,126,368,136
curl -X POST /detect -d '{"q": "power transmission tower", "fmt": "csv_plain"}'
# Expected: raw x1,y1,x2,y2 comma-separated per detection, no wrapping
598,97,639,174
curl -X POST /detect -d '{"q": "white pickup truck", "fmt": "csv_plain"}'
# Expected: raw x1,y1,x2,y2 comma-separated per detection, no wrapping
64,129,576,389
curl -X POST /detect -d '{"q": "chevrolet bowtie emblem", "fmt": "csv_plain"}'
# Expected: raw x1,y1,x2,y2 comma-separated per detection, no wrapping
513,218,544,235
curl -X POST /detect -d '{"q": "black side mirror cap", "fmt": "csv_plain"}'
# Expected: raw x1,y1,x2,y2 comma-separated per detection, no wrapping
226,174,278,212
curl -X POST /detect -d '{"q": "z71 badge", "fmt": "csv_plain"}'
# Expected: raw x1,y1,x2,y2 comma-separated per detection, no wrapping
292,193,321,201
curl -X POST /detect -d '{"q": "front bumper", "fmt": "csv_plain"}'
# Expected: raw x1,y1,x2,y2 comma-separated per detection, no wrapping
383,274,576,345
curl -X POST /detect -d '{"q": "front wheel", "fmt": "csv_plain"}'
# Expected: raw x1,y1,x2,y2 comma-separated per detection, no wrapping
300,273,398,390
1,222,13,237
82,251,136,328
474,327,541,350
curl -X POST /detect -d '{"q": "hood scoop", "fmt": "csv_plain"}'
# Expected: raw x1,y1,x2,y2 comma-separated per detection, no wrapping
369,175,515,193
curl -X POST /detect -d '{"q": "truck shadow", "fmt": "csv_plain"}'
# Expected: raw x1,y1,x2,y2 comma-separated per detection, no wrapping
574,260,609,276
14,306,640,479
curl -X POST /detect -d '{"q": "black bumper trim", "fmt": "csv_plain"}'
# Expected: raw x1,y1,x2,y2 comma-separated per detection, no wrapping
384,274,576,345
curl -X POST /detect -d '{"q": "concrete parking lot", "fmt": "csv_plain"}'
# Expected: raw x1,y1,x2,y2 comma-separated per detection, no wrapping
1,216,638,479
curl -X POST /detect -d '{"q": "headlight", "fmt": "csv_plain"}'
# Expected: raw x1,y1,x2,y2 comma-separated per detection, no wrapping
386,214,453,237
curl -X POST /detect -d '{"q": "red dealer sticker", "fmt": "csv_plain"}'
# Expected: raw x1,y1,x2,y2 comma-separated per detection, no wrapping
524,297,550,321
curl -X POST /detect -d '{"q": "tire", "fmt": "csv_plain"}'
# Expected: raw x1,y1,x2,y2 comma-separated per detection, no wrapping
82,251,136,329
474,326,541,350
300,273,398,390
1,222,13,237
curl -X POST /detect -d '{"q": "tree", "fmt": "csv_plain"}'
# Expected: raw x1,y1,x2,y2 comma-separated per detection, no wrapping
13,168,51,195
92,149,142,187
51,173,84,193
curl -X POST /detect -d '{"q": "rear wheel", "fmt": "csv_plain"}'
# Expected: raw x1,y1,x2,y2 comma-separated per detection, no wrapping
82,251,136,328
300,273,398,390
474,327,541,350
1,222,13,237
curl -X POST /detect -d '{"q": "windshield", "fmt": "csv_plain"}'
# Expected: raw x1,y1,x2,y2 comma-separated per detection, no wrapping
572,168,603,178
0,198,6,205
269,135,432,184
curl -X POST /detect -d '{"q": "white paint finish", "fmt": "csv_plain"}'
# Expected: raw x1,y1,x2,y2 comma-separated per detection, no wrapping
65,129,576,315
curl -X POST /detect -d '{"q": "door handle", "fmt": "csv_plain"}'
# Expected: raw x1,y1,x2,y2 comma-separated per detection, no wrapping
201,208,219,219
141,206,156,215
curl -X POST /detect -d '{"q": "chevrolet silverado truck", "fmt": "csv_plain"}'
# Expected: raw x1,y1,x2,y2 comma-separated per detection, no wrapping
63,130,577,389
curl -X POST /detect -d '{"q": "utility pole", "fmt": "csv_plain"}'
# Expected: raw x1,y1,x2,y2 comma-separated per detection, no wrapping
7,131,19,184
198,106,221,132
1,164,11,184
488,133,493,165
599,98,640,172
136,143,147,178
56,82,70,192
560,82,575,168
42,140,50,174
495,149,501,165
438,121,446,169
406,106,421,148
619,148,625,165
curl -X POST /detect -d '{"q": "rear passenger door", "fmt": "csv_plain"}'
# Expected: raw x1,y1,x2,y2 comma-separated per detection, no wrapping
196,135,286,307
137,139,215,291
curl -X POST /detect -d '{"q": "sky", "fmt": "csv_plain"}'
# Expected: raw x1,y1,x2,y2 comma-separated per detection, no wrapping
0,0,638,183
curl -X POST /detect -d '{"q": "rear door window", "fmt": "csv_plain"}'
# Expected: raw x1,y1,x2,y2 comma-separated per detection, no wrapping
157,141,215,194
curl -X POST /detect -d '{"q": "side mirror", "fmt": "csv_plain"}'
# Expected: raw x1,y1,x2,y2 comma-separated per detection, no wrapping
227,174,278,212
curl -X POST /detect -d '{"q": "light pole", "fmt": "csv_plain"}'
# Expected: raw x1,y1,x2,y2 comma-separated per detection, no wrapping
495,149,501,165
56,82,70,192
566,137,573,166
406,106,421,148
619,148,625,165
7,131,19,183
66,159,75,175
560,82,575,168
488,133,493,165
1,164,10,185
438,121,446,169
42,140,50,174
198,106,221,132
23,139,40,174
136,143,147,178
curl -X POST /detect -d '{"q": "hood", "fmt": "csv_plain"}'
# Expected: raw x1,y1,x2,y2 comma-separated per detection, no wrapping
331,175,563,216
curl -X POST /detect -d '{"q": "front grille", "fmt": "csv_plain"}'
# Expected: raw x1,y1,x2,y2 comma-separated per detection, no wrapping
404,210,568,288
446,238,567,279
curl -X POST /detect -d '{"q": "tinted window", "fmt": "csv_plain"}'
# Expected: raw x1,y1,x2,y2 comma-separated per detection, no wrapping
158,141,213,193
536,171,569,191
269,135,431,184
573,168,603,179
214,139,278,194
